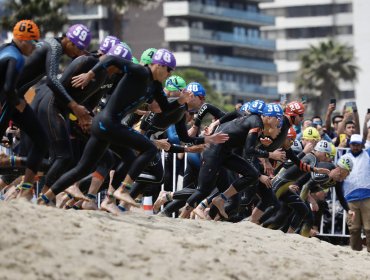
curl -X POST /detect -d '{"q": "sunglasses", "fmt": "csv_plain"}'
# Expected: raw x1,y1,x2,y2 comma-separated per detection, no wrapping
298,114,304,117
27,40,38,46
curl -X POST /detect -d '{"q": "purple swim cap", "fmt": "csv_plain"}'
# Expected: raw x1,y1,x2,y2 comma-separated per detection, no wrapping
107,43,132,61
66,24,91,50
151,49,176,69
99,35,120,54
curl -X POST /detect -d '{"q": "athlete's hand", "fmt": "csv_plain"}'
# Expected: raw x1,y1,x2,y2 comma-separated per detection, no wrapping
348,210,355,222
314,167,330,175
135,109,150,116
303,142,314,154
154,139,171,151
263,159,274,177
204,132,229,144
260,137,273,146
185,144,205,153
15,99,26,113
71,70,95,89
269,148,286,161
207,120,220,135
259,175,272,188
177,90,193,105
71,104,92,133
289,184,300,193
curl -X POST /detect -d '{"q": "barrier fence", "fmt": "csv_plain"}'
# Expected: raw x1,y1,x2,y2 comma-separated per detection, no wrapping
0,144,355,238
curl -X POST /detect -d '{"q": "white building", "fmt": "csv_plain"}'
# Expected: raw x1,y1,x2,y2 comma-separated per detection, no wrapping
260,0,354,98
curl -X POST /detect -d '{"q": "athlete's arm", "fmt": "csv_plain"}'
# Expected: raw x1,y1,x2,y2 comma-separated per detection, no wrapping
193,103,224,127
286,148,315,172
2,58,22,106
334,182,350,212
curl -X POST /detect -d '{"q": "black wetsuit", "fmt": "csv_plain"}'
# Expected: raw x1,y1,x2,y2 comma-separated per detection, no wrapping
127,102,224,201
49,55,181,195
186,114,266,208
31,54,113,187
261,153,318,231
0,42,48,174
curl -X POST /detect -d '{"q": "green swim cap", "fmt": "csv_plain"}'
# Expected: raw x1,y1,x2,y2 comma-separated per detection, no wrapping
165,75,187,92
132,57,139,64
140,47,157,65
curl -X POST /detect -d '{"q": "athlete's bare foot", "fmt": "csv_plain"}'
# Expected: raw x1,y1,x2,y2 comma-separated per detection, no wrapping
82,199,98,210
16,189,33,201
4,186,19,201
100,198,121,215
179,205,192,219
65,185,89,201
193,205,207,220
153,191,172,213
212,196,228,219
64,198,77,209
36,196,55,207
72,199,83,210
56,193,70,208
113,189,140,208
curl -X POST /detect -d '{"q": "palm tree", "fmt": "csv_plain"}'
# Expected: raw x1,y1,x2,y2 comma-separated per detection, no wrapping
1,0,68,34
295,40,358,115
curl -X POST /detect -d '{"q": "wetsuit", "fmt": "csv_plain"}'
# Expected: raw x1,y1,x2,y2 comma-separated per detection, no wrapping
186,114,266,208
0,41,48,174
49,55,181,195
127,102,224,200
261,153,318,231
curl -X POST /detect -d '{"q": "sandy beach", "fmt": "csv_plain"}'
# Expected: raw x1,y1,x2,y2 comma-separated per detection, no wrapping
0,200,370,280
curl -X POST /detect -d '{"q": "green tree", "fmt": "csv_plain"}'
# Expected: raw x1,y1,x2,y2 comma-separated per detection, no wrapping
174,68,232,112
1,0,68,34
295,40,358,115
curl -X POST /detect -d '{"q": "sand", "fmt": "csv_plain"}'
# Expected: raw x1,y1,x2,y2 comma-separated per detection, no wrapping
0,200,370,280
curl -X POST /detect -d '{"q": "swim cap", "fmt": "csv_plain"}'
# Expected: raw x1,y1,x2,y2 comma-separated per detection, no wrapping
13,20,40,41
99,35,120,54
249,100,265,114
285,101,305,116
314,140,332,154
302,127,320,141
291,140,303,154
106,43,132,61
337,154,353,172
165,75,187,91
121,42,132,53
140,48,157,65
66,24,91,50
186,82,206,97
263,103,284,117
240,102,250,113
287,127,297,140
152,49,176,69
132,57,140,64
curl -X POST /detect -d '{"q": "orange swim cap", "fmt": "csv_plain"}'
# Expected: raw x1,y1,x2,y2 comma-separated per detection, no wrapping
13,20,40,41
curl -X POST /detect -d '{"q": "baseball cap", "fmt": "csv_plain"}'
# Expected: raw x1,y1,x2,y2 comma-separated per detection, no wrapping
349,134,363,145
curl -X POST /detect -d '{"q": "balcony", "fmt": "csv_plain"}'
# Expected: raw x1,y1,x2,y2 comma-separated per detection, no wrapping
66,4,108,20
164,1,274,26
210,80,278,98
165,27,275,50
174,52,276,75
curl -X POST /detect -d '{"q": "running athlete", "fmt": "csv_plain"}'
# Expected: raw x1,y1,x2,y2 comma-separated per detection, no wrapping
297,154,354,236
178,103,284,219
30,36,122,198
11,24,93,135
39,49,215,206
0,20,48,198
260,140,333,233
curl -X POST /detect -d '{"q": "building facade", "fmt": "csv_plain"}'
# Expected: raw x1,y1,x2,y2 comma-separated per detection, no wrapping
260,0,354,98
123,0,278,103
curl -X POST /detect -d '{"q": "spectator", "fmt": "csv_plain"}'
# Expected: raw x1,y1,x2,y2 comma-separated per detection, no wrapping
311,116,332,142
343,134,370,252
324,102,344,139
335,121,356,148
296,119,312,141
